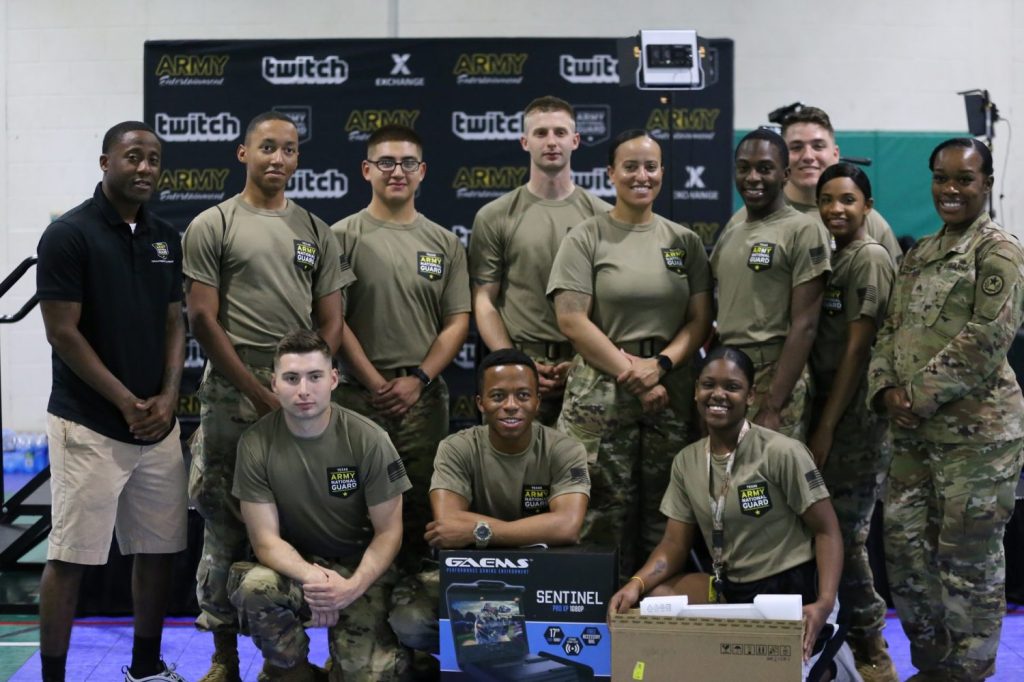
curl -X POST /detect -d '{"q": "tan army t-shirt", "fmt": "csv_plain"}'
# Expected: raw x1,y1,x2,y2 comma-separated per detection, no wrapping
182,195,351,353
431,423,590,519
711,205,832,347
470,186,611,343
331,210,470,369
547,212,711,344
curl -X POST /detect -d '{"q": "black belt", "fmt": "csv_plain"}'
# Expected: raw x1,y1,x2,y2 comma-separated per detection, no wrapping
615,338,666,358
514,340,575,362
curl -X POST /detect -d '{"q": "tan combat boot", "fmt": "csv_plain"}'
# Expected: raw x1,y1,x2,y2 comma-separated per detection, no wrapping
849,633,899,682
198,632,242,682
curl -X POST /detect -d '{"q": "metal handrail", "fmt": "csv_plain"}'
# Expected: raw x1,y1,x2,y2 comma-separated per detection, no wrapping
0,257,39,324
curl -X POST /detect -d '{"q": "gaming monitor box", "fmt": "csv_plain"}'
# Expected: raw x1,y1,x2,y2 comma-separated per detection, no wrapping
438,545,617,680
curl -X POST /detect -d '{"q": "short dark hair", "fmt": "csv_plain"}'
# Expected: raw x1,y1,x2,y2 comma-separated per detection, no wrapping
929,137,994,176
102,121,156,154
700,345,755,386
275,330,331,367
524,95,575,122
735,128,789,169
817,162,873,201
367,124,423,155
244,111,297,144
607,129,657,166
476,349,539,393
781,106,835,138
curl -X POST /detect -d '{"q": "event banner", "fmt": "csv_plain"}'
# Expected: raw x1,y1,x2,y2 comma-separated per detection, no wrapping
143,37,734,433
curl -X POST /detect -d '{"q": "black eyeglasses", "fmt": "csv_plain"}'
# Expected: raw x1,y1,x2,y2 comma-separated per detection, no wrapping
366,157,423,172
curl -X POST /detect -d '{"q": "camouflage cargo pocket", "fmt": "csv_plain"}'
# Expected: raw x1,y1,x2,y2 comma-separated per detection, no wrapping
556,358,619,465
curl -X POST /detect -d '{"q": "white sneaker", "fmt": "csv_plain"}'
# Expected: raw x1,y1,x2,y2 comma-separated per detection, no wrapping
123,659,188,681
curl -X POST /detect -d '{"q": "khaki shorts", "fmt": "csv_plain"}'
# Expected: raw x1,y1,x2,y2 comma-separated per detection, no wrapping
46,413,188,565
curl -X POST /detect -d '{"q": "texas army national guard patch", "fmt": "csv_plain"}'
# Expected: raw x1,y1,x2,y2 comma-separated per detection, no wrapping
982,274,1004,296
417,251,445,281
662,247,686,274
747,242,775,272
293,239,319,271
738,481,772,517
521,484,550,515
327,466,359,498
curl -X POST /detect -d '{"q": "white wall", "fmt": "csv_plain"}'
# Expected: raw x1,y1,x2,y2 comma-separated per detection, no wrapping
2,0,1021,431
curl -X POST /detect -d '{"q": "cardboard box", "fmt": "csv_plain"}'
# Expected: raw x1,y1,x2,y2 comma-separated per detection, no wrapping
439,545,617,680
610,609,803,681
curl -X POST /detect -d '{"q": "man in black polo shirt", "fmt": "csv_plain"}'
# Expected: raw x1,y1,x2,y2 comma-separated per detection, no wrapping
35,121,189,682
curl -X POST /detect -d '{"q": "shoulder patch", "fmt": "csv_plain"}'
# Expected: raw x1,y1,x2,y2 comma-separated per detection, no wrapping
570,466,590,485
387,459,407,483
809,245,826,265
805,469,825,490
982,274,1004,296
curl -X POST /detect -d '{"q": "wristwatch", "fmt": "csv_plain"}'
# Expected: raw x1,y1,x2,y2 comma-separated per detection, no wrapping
473,520,492,549
411,367,432,386
655,354,673,374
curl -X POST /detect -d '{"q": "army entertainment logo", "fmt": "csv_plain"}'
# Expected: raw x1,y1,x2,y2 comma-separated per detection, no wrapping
156,168,230,202
151,241,172,263
154,112,240,142
571,168,614,198
273,106,312,143
417,252,445,281
738,481,772,517
575,105,610,147
327,466,359,498
345,109,421,142
747,242,775,272
452,111,523,141
154,54,228,86
262,55,348,85
646,108,721,141
293,240,319,271
662,248,686,274
824,285,843,316
452,166,528,200
672,165,720,201
559,55,619,84
287,169,348,200
376,53,425,87
453,53,528,85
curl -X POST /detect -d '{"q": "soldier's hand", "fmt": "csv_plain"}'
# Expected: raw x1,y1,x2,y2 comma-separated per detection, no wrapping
535,362,559,397
752,405,782,432
802,599,832,662
308,606,339,628
303,565,364,611
249,387,281,417
371,377,421,417
129,393,176,442
607,580,642,617
425,518,474,549
881,387,920,429
618,355,662,396
639,385,668,414
807,427,833,469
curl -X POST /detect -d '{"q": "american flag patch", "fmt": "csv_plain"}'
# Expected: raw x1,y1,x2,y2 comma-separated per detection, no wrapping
570,466,590,485
861,285,878,304
809,246,826,265
805,469,825,490
339,253,351,271
387,459,407,482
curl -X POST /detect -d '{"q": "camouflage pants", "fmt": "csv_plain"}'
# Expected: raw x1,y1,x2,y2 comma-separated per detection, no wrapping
520,350,571,428
228,557,409,681
387,565,440,653
749,360,812,442
334,377,449,573
885,437,1023,680
557,357,694,578
191,364,274,633
813,383,892,644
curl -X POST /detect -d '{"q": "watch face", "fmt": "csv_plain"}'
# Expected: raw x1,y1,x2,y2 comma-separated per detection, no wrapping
474,523,491,541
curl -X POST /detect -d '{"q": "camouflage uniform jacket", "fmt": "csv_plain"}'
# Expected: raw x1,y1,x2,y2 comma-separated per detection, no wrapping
868,212,1024,443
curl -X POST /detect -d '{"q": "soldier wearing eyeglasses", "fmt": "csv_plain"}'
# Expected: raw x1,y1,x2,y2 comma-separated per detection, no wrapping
330,125,471,584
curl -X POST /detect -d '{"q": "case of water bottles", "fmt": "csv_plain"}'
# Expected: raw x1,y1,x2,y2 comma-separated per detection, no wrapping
2,428,49,474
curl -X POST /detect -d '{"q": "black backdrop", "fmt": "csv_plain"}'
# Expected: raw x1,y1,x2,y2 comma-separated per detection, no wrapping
142,36,734,435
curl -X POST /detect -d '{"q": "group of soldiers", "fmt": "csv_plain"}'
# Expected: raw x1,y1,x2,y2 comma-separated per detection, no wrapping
31,92,1024,682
